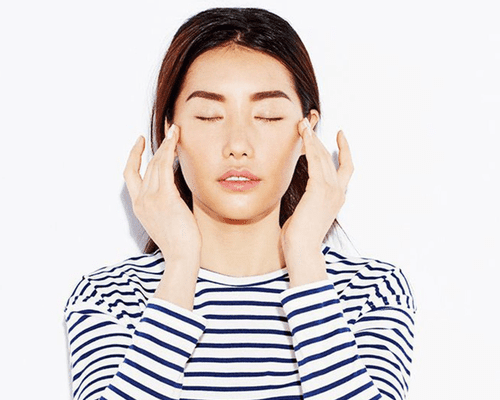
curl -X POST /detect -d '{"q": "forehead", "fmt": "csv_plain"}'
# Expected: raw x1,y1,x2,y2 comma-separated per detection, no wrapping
179,45,298,100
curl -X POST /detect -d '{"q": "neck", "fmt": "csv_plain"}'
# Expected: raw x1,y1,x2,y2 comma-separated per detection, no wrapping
193,200,286,277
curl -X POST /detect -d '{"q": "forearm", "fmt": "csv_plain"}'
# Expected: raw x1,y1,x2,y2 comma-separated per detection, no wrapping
278,261,416,400
153,253,201,311
280,280,383,399
66,275,208,400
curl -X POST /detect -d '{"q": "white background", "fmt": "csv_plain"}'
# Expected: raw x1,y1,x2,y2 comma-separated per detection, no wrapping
1,0,499,398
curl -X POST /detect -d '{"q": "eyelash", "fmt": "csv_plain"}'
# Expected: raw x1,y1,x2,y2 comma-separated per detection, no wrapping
196,116,283,122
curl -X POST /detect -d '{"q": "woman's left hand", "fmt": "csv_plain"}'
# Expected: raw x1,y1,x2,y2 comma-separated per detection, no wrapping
280,118,354,258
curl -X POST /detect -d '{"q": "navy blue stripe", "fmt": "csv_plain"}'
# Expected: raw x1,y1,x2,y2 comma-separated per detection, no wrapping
195,285,282,297
290,311,343,336
299,340,356,367
123,358,181,388
357,331,413,358
184,368,299,378
73,353,125,381
70,321,116,346
67,314,89,334
134,330,190,358
202,313,288,322
107,383,137,400
359,353,401,375
337,381,379,400
281,282,333,306
304,367,369,398
66,309,108,323
300,354,359,383
203,327,292,336
78,374,114,399
286,296,340,320
73,344,128,368
357,343,410,376
146,302,205,330
74,364,119,397
100,287,150,300
196,340,293,350
182,379,301,392
72,332,132,357
116,371,179,400
369,366,404,393
294,326,350,352
129,344,183,373
189,356,298,364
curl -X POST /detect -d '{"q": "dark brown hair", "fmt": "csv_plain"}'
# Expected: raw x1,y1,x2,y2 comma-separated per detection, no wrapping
144,7,348,254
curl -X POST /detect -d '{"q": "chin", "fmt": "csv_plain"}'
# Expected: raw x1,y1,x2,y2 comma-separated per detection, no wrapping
195,194,279,224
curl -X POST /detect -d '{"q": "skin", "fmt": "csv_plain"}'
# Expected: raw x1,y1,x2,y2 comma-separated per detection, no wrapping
173,45,318,277
125,44,353,286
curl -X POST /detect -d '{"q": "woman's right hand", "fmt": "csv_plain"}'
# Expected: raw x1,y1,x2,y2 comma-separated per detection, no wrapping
123,123,202,262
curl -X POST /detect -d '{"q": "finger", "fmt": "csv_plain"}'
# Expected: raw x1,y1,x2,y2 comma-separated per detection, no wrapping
145,123,178,194
141,140,161,194
123,135,145,201
158,124,179,194
336,130,354,191
298,118,327,186
300,118,336,186
313,131,338,186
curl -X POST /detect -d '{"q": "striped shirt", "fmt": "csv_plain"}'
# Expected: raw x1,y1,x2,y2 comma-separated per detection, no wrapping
64,244,416,400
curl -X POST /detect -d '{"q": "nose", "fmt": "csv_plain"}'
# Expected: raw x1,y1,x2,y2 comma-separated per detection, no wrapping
222,116,255,159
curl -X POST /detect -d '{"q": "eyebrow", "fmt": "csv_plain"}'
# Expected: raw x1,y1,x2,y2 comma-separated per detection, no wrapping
185,90,292,103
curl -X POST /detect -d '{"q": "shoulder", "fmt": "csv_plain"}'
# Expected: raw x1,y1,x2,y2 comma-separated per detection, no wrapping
64,250,166,324
321,244,416,312
85,249,165,291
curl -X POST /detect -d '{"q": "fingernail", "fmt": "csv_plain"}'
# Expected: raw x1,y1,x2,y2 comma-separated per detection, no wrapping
135,135,142,145
166,124,175,140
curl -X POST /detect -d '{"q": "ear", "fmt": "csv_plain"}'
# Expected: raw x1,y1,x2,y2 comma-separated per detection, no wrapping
299,109,320,156
308,109,320,131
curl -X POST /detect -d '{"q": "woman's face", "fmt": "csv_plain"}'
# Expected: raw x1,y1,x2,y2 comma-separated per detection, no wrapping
173,45,312,224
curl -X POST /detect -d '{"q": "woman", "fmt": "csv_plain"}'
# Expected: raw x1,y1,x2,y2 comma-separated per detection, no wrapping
65,7,416,400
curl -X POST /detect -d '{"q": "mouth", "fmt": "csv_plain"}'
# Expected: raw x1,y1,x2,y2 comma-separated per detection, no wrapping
218,169,261,182
219,179,261,191
218,169,261,191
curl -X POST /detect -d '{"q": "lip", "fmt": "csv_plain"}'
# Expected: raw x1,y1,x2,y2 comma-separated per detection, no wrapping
219,180,261,192
218,169,261,181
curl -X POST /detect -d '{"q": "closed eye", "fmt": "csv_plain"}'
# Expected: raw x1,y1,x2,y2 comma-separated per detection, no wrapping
196,116,223,122
255,117,283,122
196,116,283,122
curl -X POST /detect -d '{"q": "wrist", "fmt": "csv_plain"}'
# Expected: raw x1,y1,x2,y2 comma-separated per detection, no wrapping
284,246,328,288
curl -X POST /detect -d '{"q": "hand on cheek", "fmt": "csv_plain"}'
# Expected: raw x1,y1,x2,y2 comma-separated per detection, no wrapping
280,116,354,258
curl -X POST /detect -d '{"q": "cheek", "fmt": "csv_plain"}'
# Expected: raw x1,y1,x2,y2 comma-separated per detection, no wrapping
270,130,302,186
176,139,206,191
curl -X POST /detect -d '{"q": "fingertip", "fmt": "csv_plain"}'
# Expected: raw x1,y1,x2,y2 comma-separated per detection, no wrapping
298,118,309,137
132,135,145,154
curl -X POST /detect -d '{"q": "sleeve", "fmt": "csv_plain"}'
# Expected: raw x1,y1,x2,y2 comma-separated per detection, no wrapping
64,276,208,400
278,268,416,400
